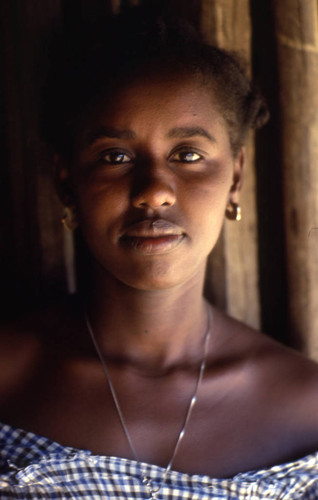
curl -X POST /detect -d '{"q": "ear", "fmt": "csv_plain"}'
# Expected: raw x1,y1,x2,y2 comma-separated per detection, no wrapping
228,147,245,204
54,154,76,207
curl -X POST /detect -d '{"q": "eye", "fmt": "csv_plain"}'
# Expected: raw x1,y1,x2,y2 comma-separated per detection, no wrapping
170,150,203,163
100,150,132,165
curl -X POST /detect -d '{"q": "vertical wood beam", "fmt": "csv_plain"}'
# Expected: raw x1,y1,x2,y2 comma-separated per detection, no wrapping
0,0,65,314
273,0,318,357
201,0,260,328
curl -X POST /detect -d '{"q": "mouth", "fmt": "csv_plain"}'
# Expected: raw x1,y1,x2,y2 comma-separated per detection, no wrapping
120,219,186,254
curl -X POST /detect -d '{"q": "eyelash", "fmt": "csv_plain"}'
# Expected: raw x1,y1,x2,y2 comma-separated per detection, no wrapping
170,151,203,163
99,148,204,166
100,150,132,165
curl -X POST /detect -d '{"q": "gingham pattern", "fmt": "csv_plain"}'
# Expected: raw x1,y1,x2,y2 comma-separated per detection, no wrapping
1,423,318,499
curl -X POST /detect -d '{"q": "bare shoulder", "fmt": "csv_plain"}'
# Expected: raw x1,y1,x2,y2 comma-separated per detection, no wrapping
0,297,83,413
0,319,41,398
204,308,318,464
212,306,318,379
213,307,318,432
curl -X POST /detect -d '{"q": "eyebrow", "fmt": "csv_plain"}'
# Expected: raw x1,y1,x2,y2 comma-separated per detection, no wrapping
86,125,216,145
87,127,136,144
167,126,216,143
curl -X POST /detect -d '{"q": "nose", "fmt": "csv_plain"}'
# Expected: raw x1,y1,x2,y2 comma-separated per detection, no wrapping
131,162,176,210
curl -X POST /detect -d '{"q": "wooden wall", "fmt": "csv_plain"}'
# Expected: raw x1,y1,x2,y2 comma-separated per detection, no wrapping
1,0,318,358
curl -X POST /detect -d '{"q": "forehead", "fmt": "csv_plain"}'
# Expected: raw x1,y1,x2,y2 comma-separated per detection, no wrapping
79,75,229,142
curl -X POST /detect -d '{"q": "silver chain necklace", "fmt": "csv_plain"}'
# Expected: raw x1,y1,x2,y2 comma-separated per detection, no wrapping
85,308,211,499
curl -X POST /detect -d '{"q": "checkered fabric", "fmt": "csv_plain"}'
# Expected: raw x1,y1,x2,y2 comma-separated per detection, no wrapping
1,423,318,499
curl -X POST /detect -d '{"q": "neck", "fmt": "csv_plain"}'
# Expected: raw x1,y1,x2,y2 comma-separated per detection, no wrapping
84,267,210,372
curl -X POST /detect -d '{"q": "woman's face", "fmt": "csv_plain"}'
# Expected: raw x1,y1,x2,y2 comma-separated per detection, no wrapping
61,75,244,290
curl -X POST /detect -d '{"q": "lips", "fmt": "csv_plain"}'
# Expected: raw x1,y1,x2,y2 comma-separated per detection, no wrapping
120,219,186,254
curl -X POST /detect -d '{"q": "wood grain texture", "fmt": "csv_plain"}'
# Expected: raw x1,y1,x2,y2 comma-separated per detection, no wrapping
274,0,318,357
0,0,66,318
201,0,260,328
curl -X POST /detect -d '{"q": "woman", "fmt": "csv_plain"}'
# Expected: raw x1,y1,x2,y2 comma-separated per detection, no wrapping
1,7,318,499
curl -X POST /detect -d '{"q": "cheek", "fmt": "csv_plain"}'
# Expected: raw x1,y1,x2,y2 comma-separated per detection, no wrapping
183,173,231,217
182,176,231,252
74,181,127,226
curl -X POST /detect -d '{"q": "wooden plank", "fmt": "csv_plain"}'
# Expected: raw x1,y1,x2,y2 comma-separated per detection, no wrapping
200,0,260,327
249,0,288,344
0,0,65,316
273,0,318,358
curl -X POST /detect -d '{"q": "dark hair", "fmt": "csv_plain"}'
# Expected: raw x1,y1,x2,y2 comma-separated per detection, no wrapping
40,6,269,159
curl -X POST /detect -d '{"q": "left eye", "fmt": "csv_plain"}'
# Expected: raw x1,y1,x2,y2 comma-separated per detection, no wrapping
101,151,131,164
170,151,202,163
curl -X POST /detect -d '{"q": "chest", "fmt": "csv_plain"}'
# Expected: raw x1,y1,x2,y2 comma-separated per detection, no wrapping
5,363,318,478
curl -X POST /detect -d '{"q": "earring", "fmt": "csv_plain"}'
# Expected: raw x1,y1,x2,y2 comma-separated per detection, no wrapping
225,201,242,221
61,206,78,231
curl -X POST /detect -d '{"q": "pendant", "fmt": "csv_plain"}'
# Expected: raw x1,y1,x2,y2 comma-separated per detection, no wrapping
147,491,159,500
143,476,160,499
142,476,152,487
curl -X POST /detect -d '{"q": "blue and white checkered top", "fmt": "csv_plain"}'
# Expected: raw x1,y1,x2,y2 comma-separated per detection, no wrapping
1,422,318,499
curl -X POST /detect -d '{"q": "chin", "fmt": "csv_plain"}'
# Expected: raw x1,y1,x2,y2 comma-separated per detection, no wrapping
110,259,188,291
125,278,181,292
93,253,205,292
119,271,182,292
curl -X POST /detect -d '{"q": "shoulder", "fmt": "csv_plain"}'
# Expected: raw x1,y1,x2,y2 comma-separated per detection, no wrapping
210,307,318,454
217,307,318,395
0,321,41,398
0,297,84,416
211,306,318,378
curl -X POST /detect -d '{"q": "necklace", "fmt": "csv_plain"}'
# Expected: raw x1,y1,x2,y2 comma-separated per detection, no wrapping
85,307,211,499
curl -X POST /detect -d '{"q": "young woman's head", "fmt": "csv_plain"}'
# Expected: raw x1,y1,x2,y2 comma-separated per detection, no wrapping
44,7,268,290
41,7,268,163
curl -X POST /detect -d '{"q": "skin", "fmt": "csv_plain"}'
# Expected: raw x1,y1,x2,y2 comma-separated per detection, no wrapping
1,74,318,479
63,75,243,366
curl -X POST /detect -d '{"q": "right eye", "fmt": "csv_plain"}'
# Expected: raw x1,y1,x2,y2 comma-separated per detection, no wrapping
100,150,132,165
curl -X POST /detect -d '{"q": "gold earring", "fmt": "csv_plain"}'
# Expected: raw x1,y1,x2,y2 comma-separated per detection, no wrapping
225,202,242,221
61,206,78,231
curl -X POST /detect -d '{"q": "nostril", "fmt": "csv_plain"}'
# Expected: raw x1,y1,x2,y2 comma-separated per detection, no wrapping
131,181,176,210
134,198,174,209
